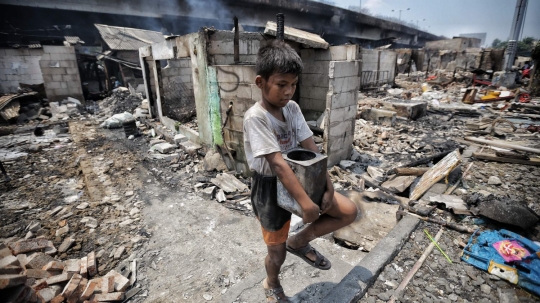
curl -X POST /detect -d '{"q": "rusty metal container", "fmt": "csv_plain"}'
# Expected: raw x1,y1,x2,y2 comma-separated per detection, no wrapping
277,147,328,217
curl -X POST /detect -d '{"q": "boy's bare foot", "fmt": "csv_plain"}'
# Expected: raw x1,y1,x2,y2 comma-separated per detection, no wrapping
286,236,330,269
263,278,289,302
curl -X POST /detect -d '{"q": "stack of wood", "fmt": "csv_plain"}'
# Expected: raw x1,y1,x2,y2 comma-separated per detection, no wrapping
0,239,133,302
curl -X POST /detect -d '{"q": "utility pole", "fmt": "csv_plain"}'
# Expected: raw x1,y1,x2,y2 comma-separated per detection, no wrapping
504,0,528,71
392,8,410,21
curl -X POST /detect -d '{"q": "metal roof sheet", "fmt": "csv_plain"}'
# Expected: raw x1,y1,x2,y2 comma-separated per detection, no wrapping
95,24,166,51
64,36,84,45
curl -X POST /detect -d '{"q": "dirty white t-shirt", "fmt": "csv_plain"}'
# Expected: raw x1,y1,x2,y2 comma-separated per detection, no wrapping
243,101,313,176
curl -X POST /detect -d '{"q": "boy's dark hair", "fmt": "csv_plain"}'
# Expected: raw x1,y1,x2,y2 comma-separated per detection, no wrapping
256,39,303,79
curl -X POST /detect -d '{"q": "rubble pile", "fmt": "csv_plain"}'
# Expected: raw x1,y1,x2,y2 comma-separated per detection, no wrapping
0,242,134,302
100,88,144,117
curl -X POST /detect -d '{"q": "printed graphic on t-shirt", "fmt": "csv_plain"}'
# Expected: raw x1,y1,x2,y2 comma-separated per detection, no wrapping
275,130,296,151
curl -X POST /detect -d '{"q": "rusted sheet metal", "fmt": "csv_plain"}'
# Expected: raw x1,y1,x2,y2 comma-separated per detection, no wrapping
410,150,462,200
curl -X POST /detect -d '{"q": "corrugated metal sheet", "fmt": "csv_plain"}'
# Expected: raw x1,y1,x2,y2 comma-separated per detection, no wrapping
0,92,38,111
95,24,166,51
64,36,84,45
0,100,20,120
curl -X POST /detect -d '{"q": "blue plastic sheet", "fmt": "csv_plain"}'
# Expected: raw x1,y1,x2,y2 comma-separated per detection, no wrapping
462,229,540,296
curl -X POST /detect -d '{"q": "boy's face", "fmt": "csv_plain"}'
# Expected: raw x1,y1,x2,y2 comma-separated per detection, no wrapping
256,73,298,108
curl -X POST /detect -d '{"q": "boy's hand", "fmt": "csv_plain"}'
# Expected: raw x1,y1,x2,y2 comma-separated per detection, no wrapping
302,202,320,224
320,190,334,214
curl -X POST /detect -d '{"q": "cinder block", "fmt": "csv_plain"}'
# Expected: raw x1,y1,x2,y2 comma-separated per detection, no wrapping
60,82,68,89
40,53,51,60
52,74,62,82
68,86,82,95
65,67,78,75
46,82,62,89
329,76,359,93
208,40,234,55
329,61,360,78
303,61,331,74
48,68,67,75
301,86,329,101
179,59,191,68
50,53,63,61
27,66,42,74
329,105,356,123
62,74,78,82
327,91,357,109
299,98,326,112
28,49,43,56
42,74,53,82
54,88,69,96
59,60,76,68
301,74,329,88
219,83,251,100
328,119,355,137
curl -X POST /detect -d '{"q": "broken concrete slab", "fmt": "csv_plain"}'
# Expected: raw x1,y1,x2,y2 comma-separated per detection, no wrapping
210,173,248,193
174,134,188,145
429,194,471,215
334,191,400,252
203,150,227,172
367,166,385,182
152,142,176,154
381,100,428,120
360,108,396,126
179,140,202,155
381,176,416,193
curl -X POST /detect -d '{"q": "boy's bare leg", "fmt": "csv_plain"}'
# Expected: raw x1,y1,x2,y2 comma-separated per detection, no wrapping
287,192,357,263
265,243,288,301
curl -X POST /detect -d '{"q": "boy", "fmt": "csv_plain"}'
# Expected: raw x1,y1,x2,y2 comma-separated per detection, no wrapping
243,40,358,302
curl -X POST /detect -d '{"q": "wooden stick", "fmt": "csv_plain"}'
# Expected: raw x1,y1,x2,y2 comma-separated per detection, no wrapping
394,167,430,176
397,211,475,233
444,161,474,195
473,152,540,166
465,136,540,154
388,228,444,303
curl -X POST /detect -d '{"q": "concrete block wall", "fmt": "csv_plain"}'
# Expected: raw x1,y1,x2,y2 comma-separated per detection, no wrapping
421,48,505,72
207,31,262,65
0,48,44,94
214,65,259,174
360,49,396,89
160,58,195,122
325,60,360,166
299,45,361,166
40,46,84,103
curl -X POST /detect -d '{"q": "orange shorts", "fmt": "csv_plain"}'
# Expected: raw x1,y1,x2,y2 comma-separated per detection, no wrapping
260,219,291,246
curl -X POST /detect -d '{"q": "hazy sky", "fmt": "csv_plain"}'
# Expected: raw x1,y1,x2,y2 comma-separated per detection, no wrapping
333,0,539,46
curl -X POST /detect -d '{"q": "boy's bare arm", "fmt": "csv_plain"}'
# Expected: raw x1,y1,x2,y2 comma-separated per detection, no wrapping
300,137,335,213
264,152,320,223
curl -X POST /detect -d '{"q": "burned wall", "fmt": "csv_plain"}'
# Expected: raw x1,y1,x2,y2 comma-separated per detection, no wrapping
214,65,259,174
39,46,84,103
207,31,263,65
161,58,195,122
0,48,44,94
359,49,396,89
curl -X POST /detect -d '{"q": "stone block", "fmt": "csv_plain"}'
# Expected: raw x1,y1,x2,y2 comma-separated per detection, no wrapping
55,225,69,237
179,141,202,155
0,274,27,289
42,261,64,274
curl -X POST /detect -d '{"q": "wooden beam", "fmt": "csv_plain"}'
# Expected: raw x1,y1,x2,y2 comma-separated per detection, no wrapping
465,136,540,154
473,152,540,166
394,167,429,176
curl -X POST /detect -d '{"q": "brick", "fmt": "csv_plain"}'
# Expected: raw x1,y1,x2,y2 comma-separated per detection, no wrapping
329,61,360,78
26,253,55,269
87,252,97,277
8,238,49,255
44,241,57,256
25,269,52,279
80,256,88,278
104,270,129,292
16,254,27,269
32,278,48,291
43,261,65,274
38,287,59,302
67,277,87,303
58,237,75,253
94,276,114,294
0,274,27,289
51,294,65,303
64,259,80,273
0,265,22,275
80,279,98,300
45,272,72,285
0,255,20,268
94,292,124,301
61,274,81,298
